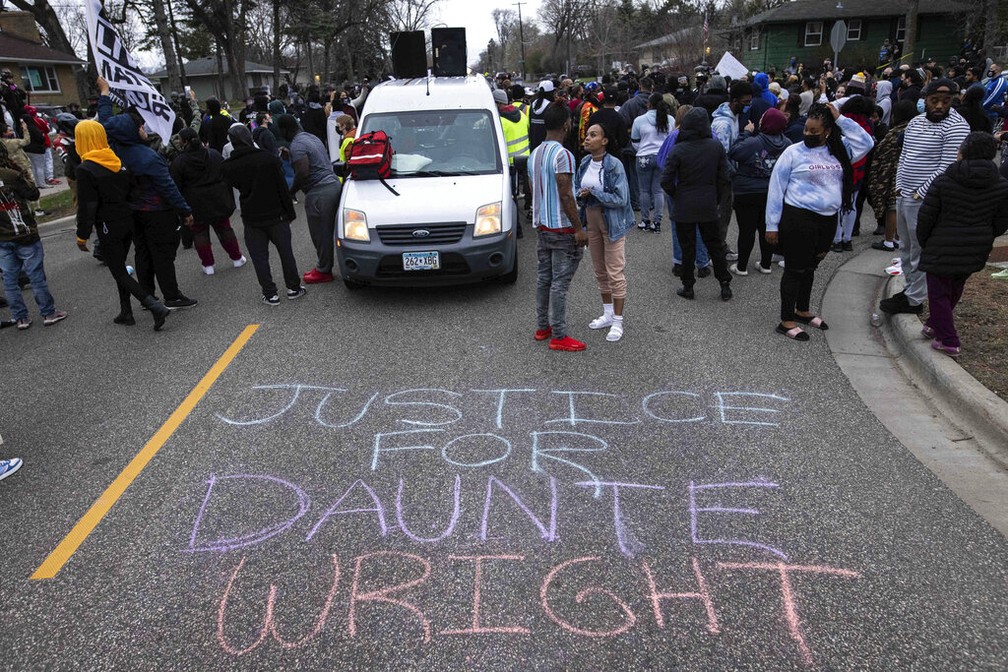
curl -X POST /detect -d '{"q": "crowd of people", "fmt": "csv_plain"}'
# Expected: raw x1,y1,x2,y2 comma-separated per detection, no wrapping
502,49,1008,351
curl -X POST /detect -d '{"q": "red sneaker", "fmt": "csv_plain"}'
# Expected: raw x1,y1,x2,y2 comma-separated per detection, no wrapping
303,269,334,284
548,336,586,352
534,327,553,341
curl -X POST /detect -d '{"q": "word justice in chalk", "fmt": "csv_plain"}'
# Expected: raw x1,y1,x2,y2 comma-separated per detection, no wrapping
215,386,792,429
186,474,789,560
215,551,860,667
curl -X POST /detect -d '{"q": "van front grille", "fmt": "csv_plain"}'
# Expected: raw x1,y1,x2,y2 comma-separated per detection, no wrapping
376,222,467,246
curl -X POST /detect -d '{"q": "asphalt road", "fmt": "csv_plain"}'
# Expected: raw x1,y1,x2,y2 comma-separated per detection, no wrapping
1,205,1005,670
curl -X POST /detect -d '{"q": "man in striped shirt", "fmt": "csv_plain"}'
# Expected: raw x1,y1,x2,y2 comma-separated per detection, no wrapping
528,101,589,352
882,79,970,316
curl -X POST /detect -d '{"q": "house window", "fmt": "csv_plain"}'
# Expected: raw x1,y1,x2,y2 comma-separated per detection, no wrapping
804,21,823,47
20,65,60,93
896,16,906,43
847,19,862,41
750,28,761,51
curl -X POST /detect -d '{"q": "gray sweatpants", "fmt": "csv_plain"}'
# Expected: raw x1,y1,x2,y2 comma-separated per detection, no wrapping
304,181,342,274
896,195,926,306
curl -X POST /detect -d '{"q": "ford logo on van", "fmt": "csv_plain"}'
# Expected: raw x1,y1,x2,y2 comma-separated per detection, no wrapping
412,229,431,238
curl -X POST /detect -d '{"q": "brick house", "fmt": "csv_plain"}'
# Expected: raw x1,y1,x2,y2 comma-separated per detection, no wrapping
0,11,85,106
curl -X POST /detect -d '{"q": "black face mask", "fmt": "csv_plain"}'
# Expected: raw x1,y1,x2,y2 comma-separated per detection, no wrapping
803,134,824,148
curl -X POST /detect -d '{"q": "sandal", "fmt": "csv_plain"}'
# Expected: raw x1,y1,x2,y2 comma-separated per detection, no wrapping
794,314,829,330
776,323,810,341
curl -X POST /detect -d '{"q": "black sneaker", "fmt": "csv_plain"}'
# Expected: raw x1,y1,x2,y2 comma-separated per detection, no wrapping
720,281,733,301
164,296,198,309
880,291,921,315
263,294,280,306
831,242,844,252
652,222,661,233
697,266,712,278
672,264,682,277
287,286,307,300
842,240,853,251
676,286,694,300
871,240,896,251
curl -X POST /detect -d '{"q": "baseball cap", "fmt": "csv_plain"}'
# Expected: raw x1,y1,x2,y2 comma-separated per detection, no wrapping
538,80,555,93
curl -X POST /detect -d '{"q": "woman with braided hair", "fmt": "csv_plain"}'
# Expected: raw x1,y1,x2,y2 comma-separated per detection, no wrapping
765,102,874,340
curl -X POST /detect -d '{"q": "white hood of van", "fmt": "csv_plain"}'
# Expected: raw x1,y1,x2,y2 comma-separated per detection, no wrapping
342,174,508,228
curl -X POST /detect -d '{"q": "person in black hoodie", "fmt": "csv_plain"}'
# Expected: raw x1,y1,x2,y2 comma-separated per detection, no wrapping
220,124,304,305
199,98,233,154
660,106,733,300
74,120,168,330
728,108,792,275
916,131,1008,357
170,128,246,275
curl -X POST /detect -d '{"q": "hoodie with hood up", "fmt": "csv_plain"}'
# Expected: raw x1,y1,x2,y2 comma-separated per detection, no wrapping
917,158,1008,275
875,80,893,126
660,107,731,223
98,95,191,215
170,139,235,223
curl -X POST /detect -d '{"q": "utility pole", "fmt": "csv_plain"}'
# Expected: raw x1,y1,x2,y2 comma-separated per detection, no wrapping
514,2,527,80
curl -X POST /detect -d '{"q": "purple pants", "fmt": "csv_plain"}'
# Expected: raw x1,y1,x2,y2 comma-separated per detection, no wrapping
193,217,242,268
925,273,968,348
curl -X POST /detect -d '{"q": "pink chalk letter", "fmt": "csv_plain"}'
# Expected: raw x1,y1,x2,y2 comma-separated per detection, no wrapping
540,556,637,637
348,551,433,643
441,555,530,635
641,557,720,634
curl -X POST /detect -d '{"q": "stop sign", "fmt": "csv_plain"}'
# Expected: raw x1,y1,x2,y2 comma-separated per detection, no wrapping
830,20,848,54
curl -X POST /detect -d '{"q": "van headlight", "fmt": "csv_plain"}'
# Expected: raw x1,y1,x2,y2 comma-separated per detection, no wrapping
343,209,370,242
474,202,502,237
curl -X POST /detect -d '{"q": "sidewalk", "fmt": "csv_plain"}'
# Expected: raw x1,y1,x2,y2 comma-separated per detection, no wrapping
823,246,1008,537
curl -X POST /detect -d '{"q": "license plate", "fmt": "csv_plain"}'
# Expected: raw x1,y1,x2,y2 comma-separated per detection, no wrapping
402,251,440,271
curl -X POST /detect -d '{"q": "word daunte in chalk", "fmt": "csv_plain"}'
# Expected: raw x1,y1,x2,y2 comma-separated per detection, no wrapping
186,474,787,560
215,386,792,430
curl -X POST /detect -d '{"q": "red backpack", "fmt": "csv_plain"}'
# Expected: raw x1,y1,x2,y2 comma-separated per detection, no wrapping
347,130,398,195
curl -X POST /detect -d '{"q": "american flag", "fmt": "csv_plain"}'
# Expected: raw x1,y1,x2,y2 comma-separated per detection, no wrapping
703,11,709,45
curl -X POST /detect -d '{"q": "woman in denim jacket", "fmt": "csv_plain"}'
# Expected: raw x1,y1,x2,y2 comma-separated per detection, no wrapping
575,122,634,342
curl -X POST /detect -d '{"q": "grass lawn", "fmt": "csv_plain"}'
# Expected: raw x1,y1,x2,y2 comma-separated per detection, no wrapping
37,188,75,224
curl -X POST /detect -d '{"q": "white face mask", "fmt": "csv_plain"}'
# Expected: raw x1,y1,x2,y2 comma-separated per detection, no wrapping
916,99,926,115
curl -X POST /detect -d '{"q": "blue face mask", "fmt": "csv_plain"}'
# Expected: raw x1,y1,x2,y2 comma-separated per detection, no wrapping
916,98,926,114
742,104,752,116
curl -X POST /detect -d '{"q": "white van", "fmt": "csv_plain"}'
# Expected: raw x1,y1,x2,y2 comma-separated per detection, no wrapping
335,76,518,288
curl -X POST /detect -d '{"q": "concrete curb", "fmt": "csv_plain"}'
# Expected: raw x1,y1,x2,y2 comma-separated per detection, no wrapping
880,274,1008,468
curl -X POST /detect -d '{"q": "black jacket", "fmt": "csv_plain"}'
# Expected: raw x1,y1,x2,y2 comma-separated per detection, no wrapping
220,145,296,227
660,108,731,223
75,161,133,241
301,106,328,148
586,107,629,152
917,158,1008,275
199,113,234,154
22,118,44,154
694,89,729,119
170,146,235,222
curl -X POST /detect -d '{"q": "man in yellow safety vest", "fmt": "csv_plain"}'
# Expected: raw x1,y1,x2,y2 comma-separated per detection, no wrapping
494,88,529,236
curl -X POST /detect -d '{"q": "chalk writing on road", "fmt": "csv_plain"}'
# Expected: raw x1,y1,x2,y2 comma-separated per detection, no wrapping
189,383,861,667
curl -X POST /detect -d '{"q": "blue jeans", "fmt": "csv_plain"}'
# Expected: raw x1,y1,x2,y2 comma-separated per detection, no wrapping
666,195,709,267
637,154,664,225
536,229,583,339
0,240,55,321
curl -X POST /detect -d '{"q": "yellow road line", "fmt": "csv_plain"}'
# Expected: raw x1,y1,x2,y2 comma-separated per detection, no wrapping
31,324,260,580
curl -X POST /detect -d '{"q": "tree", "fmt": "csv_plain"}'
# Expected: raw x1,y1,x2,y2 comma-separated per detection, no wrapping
492,8,517,71
387,0,440,32
150,0,182,93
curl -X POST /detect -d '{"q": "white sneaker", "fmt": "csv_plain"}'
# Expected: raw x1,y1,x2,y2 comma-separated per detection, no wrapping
606,320,624,342
589,314,614,330
202,265,215,276
778,260,786,268
233,255,247,268
753,263,772,274
885,263,903,276
729,262,748,276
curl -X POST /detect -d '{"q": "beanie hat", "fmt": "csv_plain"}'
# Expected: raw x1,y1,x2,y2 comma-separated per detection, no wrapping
492,89,508,105
759,107,788,135
848,72,867,91
923,77,959,96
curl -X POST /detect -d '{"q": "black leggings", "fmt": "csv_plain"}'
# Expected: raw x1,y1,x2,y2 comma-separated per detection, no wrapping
733,192,772,271
96,217,150,314
676,219,731,288
778,204,836,322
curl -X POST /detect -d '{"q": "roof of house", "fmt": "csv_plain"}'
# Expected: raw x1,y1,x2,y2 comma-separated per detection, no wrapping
0,33,84,65
634,27,700,51
149,57,289,79
746,0,969,27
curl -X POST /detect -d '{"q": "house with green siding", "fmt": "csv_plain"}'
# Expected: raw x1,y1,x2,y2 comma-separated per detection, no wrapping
730,0,968,74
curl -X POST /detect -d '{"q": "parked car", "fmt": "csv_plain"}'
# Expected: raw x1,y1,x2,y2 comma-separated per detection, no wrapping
335,76,518,288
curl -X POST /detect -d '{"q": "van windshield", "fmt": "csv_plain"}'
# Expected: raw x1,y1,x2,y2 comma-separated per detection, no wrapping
360,109,503,177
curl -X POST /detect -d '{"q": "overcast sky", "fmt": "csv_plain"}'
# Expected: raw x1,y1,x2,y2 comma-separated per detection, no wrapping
433,0,543,67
